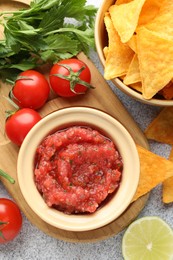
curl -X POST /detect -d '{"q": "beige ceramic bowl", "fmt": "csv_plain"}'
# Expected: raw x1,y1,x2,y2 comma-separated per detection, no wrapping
17,107,140,232
95,0,173,107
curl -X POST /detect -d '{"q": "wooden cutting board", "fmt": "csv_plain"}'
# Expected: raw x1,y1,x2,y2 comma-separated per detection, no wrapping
0,0,149,243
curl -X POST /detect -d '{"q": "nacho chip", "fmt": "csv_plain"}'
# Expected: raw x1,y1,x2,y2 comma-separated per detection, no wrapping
103,46,109,58
145,0,173,38
162,148,173,203
104,12,134,80
123,54,141,85
137,27,173,99
116,0,132,5
127,35,137,53
145,107,173,145
132,145,173,202
130,82,142,93
138,0,164,26
109,0,146,43
159,81,173,100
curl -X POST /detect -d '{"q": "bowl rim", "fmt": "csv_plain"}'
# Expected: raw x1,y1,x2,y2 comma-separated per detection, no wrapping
17,106,140,232
94,0,173,107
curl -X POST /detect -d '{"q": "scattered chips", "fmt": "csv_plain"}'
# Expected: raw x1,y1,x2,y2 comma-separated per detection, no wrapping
132,145,173,202
104,0,173,100
145,107,173,145
163,148,173,203
144,107,173,203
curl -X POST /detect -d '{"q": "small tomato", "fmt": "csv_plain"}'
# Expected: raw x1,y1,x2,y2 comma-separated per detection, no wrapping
49,58,94,97
11,70,50,110
0,198,22,244
5,108,41,146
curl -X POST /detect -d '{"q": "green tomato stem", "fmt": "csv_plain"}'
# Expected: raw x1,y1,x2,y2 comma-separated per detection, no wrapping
51,63,95,95
4,95,19,111
0,169,15,184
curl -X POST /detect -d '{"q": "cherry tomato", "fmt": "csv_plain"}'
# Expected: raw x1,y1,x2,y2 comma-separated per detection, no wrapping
0,198,22,244
11,70,50,110
5,108,41,146
49,58,93,97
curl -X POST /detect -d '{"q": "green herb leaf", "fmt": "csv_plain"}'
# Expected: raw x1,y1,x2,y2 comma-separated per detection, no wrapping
0,0,97,82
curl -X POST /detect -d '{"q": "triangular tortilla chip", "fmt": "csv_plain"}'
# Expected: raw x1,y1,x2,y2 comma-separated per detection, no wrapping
159,81,173,100
145,0,173,38
132,145,173,202
163,147,173,203
116,0,132,5
145,107,173,145
109,0,146,43
130,82,142,93
138,0,164,26
127,35,137,53
104,12,134,80
137,27,173,99
123,54,141,85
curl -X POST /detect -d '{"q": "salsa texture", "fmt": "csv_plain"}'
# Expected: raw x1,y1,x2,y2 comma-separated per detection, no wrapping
34,126,123,214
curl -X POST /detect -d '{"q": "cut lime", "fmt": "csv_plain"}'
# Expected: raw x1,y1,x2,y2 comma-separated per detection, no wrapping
122,216,173,260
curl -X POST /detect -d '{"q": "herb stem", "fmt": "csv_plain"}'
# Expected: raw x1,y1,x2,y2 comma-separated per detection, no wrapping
45,27,86,36
0,11,23,16
3,96,19,110
0,169,15,184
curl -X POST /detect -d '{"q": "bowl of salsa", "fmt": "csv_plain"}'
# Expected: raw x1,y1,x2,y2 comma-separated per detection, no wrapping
17,106,140,232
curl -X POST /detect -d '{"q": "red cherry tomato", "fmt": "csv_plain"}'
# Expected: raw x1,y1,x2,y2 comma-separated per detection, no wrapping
5,108,41,146
11,70,50,110
49,58,93,97
0,198,22,244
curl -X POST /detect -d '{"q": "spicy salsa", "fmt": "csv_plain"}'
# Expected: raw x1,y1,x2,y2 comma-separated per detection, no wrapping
34,126,123,214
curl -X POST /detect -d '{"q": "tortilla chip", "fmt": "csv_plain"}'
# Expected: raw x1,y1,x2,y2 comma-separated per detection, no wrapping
123,54,141,85
162,148,173,203
137,27,173,99
145,107,173,145
116,0,132,5
132,145,173,202
145,0,173,39
103,46,109,58
109,0,146,43
138,0,164,26
104,12,134,80
159,81,173,100
129,82,142,93
127,35,137,53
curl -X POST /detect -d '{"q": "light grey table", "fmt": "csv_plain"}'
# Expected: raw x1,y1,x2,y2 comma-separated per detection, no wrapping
1,0,172,259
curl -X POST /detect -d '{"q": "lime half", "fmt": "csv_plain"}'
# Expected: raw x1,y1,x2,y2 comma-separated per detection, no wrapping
122,216,173,260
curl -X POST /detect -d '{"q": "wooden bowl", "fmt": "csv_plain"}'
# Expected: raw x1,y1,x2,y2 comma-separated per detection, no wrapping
95,0,173,106
17,107,140,232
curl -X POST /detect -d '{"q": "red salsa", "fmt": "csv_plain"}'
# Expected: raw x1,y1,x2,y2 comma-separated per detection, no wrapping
34,126,123,214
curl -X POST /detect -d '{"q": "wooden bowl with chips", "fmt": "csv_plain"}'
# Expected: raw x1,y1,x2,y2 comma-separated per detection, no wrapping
95,0,173,106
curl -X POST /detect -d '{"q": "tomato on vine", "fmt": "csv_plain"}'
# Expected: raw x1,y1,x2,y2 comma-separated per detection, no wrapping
11,70,50,110
0,198,22,244
49,58,94,97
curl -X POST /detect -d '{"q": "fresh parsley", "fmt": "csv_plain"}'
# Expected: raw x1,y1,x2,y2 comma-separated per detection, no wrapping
0,0,97,81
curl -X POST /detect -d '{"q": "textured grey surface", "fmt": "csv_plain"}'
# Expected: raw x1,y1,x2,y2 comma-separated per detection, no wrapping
1,0,173,259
